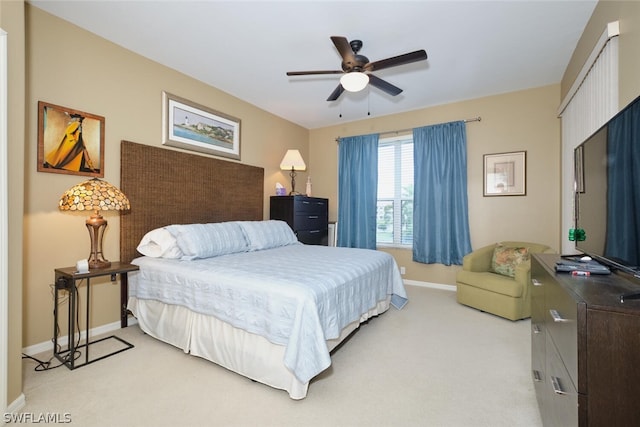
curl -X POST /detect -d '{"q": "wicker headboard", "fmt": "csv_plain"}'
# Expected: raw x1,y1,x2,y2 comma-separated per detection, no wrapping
119,140,264,263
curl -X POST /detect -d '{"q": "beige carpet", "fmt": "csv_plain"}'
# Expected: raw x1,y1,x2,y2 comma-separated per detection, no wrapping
19,286,543,427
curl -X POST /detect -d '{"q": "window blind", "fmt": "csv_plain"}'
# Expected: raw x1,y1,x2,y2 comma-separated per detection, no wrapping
377,136,413,246
559,22,619,253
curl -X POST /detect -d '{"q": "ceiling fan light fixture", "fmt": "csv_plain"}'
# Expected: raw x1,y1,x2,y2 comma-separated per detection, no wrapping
340,72,369,92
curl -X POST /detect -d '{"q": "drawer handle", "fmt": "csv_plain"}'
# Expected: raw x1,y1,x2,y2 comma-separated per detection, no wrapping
549,309,570,323
302,201,310,205
309,230,320,234
532,370,543,382
308,215,319,219
532,324,541,334
532,279,542,287
550,376,568,395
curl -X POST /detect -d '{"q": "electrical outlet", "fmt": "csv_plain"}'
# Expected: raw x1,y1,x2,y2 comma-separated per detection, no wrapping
55,277,69,290
400,266,406,275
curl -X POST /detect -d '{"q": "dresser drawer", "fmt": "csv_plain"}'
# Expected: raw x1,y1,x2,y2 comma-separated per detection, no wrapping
531,277,546,352
531,275,546,301
545,333,578,427
297,229,328,245
531,321,546,399
293,214,328,231
545,279,578,386
294,198,328,215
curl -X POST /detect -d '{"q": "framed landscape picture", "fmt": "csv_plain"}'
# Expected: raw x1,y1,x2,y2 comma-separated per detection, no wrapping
37,101,105,177
162,91,241,160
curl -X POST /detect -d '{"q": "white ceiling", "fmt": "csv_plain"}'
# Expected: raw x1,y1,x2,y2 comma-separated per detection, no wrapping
30,0,598,129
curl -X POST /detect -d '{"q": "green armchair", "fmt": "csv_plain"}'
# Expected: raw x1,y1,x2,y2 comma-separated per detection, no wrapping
455,241,554,321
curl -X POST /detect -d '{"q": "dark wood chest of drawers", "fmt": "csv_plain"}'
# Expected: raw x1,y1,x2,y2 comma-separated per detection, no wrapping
269,195,328,245
531,254,640,426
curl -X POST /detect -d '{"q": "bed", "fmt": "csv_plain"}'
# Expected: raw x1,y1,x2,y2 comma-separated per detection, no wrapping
120,141,407,399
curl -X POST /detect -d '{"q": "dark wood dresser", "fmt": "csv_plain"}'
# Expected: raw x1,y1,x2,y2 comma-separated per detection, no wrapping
531,254,640,426
269,195,328,245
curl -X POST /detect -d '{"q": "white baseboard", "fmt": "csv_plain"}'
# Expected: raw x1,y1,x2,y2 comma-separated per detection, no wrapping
22,318,138,357
6,393,25,415
403,279,456,292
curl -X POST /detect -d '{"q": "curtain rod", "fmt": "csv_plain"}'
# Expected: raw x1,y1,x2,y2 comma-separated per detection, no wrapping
335,116,481,142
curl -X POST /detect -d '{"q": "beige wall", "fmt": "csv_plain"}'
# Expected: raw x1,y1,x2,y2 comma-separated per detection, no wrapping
309,85,561,285
1,0,26,407
23,6,308,348
562,0,640,109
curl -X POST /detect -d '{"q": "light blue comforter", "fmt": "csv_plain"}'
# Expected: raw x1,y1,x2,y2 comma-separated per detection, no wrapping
129,244,407,383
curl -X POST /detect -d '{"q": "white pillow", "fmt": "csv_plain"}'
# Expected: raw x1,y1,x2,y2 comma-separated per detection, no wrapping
238,220,299,251
166,222,249,260
136,227,183,259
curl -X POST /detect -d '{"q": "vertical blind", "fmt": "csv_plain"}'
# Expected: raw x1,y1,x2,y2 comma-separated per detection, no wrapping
558,22,619,254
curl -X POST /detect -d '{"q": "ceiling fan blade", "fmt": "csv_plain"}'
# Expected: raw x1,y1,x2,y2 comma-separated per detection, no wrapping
365,49,428,72
368,74,403,96
330,36,356,63
326,84,345,101
287,70,344,76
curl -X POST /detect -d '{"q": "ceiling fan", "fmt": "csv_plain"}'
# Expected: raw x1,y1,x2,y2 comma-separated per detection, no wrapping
286,36,428,101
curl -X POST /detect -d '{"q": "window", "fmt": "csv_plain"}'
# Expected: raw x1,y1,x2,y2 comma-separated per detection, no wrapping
377,135,413,246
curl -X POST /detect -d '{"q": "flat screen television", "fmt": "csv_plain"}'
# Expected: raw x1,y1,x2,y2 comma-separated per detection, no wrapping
574,94,640,276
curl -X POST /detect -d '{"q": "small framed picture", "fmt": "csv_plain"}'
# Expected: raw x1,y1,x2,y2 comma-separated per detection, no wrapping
483,151,526,196
37,101,105,177
162,91,241,160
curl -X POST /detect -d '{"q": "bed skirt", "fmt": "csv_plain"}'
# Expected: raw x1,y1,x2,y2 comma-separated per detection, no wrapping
127,296,390,399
